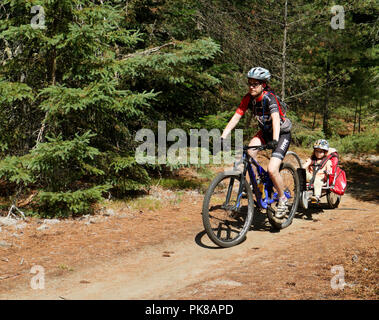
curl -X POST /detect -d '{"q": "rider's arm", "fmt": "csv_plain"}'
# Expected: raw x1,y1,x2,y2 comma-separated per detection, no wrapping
271,111,280,141
221,95,249,139
221,112,242,139
265,94,280,142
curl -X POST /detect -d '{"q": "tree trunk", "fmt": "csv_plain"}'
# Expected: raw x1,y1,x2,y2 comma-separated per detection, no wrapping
322,56,330,137
36,47,57,146
281,0,288,100
51,47,57,86
358,103,361,133
312,110,317,130
353,104,357,134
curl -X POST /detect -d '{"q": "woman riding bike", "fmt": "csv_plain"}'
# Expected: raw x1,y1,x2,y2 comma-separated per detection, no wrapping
221,67,292,219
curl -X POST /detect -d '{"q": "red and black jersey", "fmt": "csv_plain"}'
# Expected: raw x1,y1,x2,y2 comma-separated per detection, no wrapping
236,91,286,132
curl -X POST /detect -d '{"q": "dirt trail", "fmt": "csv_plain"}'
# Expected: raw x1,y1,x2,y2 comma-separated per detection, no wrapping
1,193,378,300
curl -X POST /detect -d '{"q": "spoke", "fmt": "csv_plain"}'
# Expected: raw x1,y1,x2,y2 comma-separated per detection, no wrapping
205,175,251,245
216,223,223,239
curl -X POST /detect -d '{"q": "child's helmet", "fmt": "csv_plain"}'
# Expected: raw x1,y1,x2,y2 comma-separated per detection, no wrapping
313,139,329,151
247,67,271,81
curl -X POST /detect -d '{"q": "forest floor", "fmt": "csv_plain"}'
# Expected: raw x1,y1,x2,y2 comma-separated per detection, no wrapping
0,151,378,300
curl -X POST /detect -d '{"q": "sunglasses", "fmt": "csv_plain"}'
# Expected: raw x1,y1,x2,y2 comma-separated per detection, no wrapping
247,82,262,88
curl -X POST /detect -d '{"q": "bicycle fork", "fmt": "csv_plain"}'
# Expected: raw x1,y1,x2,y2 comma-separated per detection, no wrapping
223,173,246,211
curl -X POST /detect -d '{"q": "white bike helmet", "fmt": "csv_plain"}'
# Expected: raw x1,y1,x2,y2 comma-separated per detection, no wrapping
313,139,329,151
247,67,271,81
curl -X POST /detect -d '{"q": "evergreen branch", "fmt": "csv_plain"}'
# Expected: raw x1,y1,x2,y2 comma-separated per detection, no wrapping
121,42,176,60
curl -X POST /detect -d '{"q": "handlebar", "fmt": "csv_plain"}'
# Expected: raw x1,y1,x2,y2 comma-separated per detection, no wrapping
243,145,268,151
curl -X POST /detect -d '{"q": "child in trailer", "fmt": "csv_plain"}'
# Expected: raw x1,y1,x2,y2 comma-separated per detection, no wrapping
303,139,337,203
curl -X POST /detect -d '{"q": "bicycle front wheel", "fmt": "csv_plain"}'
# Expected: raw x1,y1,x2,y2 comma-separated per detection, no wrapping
202,172,254,248
267,162,300,229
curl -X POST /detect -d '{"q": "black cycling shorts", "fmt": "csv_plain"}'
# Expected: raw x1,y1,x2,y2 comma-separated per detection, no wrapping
253,130,291,160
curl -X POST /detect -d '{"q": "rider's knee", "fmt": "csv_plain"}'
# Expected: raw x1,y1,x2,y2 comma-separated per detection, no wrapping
267,162,280,177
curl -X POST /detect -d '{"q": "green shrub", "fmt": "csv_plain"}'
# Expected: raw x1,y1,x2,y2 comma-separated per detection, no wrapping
329,129,379,154
0,132,111,217
156,178,202,190
107,155,152,196
292,127,325,148
36,185,110,218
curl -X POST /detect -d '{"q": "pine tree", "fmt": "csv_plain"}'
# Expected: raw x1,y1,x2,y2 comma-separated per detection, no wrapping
0,0,220,216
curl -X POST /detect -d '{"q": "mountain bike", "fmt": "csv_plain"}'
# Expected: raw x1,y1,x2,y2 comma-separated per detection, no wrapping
202,145,300,248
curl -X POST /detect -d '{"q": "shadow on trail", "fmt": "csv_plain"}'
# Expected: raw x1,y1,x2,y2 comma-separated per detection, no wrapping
295,204,326,221
250,209,280,233
194,230,224,249
342,160,379,203
195,207,280,249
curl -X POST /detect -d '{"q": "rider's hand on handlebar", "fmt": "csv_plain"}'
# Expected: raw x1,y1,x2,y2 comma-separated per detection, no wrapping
266,139,278,150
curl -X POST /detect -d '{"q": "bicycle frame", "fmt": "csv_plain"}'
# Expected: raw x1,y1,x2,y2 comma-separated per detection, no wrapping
230,148,292,210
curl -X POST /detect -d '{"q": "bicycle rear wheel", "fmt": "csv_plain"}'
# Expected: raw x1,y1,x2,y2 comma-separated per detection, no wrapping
202,172,254,247
284,151,303,169
267,162,300,229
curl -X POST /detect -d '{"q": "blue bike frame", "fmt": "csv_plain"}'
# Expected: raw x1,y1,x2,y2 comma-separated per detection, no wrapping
235,149,292,210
